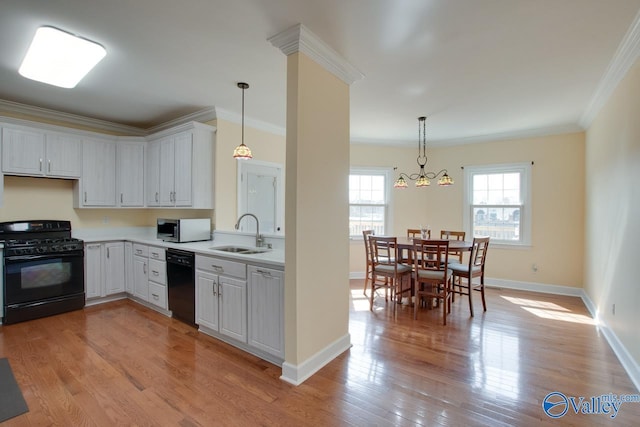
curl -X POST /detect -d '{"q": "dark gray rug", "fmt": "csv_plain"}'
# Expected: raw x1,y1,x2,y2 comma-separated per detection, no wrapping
0,358,29,422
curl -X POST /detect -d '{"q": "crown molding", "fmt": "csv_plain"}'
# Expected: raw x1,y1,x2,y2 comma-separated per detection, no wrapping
268,23,364,85
145,107,216,134
0,99,147,136
0,98,220,136
580,9,640,128
214,107,286,136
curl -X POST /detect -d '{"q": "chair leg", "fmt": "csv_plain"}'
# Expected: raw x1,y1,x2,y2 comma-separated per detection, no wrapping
467,277,474,317
480,275,487,312
363,270,369,296
369,281,375,311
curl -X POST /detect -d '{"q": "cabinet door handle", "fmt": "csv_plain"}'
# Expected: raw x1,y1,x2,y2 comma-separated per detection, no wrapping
39,158,42,171
143,263,147,274
212,282,217,296
257,269,272,277
107,247,110,258
84,192,87,203
120,193,123,203
155,192,159,202
48,159,51,173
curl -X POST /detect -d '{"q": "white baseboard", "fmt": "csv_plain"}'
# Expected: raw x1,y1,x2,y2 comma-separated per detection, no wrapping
485,277,585,296
580,293,640,393
280,333,352,386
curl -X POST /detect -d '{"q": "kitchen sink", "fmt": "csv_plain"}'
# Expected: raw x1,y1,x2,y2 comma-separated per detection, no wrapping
209,246,270,255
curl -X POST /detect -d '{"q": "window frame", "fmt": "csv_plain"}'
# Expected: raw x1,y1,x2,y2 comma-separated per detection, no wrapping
349,167,393,239
463,162,532,247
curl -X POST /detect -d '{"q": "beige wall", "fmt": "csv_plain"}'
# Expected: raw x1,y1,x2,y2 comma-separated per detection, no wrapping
585,59,640,365
212,118,285,231
350,132,586,288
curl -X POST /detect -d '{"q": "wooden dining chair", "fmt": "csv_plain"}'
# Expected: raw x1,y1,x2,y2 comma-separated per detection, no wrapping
449,237,490,317
404,228,429,263
362,230,375,296
412,239,453,325
368,236,413,311
440,230,466,262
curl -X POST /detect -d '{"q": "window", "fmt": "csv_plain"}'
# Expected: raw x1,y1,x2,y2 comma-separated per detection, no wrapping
463,163,531,246
349,169,391,237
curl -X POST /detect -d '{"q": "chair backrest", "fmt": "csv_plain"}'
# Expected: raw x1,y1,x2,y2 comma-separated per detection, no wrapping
408,228,430,239
440,230,465,241
413,239,449,272
469,237,490,271
363,230,375,265
369,236,397,266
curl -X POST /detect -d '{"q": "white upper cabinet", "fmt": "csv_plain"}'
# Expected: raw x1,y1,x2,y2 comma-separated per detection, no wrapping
146,122,214,209
1,126,81,178
1,118,214,210
117,139,145,207
77,137,117,207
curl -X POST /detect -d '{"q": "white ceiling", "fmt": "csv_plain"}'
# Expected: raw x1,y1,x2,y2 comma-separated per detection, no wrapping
1,0,640,145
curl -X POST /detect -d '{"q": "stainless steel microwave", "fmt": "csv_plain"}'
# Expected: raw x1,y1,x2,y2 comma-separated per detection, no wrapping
157,218,210,243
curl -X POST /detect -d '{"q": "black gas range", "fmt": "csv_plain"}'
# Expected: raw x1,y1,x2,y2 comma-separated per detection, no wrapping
1,220,85,324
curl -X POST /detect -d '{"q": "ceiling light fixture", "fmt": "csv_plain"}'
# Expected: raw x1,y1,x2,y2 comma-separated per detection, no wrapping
233,82,253,160
18,26,106,89
393,116,453,188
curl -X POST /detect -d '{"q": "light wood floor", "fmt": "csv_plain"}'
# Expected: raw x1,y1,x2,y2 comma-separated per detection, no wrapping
1,281,639,426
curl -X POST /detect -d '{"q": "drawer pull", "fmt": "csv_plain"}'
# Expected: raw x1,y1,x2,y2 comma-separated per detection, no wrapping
151,293,159,300
152,270,159,276
257,269,272,277
211,265,224,272
136,249,143,255
151,252,159,258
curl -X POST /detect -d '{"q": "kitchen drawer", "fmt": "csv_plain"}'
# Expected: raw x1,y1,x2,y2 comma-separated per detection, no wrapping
148,259,167,285
133,244,148,257
148,246,166,261
196,255,246,279
148,282,167,309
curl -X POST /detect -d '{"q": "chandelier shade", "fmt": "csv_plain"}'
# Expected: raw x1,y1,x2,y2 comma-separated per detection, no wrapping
233,82,253,160
393,116,453,188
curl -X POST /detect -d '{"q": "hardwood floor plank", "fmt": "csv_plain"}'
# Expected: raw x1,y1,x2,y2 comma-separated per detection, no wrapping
1,284,639,426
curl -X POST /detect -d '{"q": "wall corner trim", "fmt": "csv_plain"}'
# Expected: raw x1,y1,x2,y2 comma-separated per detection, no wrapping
268,23,364,85
280,333,352,386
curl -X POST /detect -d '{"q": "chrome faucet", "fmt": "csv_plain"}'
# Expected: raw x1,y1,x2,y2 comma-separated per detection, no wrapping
235,213,263,247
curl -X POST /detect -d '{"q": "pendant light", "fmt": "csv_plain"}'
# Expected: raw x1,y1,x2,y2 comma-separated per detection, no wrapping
393,116,453,188
233,82,253,159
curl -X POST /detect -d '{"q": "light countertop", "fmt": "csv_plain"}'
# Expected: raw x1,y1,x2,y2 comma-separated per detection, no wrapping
74,227,284,268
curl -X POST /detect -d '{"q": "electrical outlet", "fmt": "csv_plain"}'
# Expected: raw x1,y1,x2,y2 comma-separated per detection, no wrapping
612,303,616,316
532,263,538,273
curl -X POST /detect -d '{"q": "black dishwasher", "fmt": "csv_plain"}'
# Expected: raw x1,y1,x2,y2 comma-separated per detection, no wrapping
166,249,195,326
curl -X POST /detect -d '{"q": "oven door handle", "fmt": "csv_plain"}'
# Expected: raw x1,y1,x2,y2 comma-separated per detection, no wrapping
5,252,84,263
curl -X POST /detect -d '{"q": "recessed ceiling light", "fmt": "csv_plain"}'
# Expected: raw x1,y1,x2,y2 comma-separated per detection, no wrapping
19,26,106,89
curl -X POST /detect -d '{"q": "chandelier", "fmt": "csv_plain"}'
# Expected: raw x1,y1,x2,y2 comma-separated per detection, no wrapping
393,116,453,188
233,82,253,159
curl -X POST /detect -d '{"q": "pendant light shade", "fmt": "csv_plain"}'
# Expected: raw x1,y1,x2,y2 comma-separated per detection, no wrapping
233,82,253,160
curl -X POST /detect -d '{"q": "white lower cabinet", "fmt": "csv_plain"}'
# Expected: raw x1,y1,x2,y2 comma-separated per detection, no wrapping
195,255,247,343
131,243,167,309
247,266,284,359
84,242,125,299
